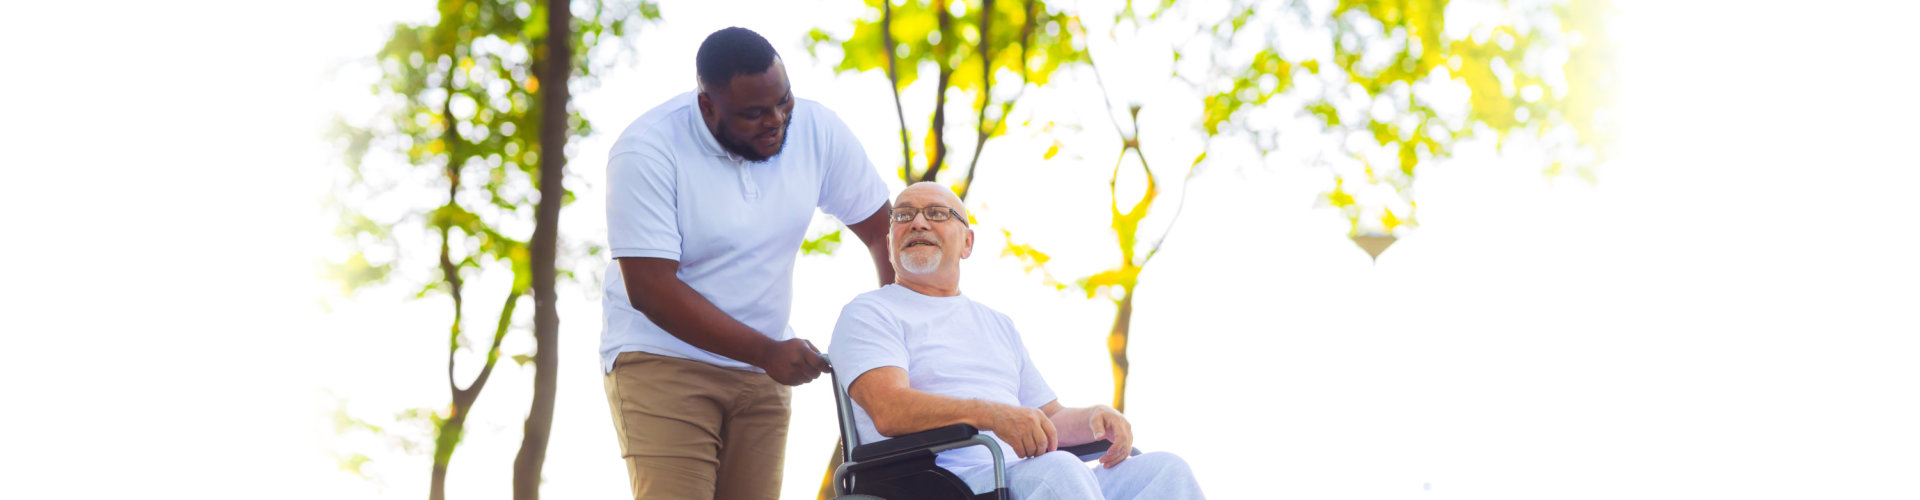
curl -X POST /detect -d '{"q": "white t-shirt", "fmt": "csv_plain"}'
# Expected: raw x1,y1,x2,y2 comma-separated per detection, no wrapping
829,284,1059,470
601,91,888,373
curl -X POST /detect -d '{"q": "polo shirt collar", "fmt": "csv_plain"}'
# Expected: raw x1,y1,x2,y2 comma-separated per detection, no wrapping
687,97,741,161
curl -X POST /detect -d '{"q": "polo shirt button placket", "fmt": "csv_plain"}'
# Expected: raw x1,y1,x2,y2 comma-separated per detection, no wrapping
738,161,759,200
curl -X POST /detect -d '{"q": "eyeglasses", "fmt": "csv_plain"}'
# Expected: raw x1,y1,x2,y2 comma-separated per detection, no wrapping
888,206,967,225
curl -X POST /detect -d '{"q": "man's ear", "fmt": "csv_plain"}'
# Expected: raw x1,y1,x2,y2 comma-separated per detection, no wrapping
959,227,975,259
885,229,901,265
696,92,716,126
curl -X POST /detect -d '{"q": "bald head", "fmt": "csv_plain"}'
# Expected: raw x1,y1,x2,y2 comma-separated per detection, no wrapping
898,182,965,220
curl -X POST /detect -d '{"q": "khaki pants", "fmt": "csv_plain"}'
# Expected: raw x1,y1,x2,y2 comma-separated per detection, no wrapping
604,351,791,500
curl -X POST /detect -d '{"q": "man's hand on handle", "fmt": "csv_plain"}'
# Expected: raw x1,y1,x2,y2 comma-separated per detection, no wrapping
759,338,830,386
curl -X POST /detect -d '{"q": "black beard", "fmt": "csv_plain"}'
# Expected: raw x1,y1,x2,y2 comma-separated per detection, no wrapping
715,118,792,163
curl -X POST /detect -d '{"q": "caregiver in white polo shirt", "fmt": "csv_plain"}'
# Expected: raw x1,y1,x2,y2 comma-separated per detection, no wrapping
599,27,895,500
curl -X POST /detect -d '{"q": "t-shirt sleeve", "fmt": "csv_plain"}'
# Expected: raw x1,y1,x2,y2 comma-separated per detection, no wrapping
1005,315,1058,408
605,147,681,260
812,104,888,225
829,298,910,393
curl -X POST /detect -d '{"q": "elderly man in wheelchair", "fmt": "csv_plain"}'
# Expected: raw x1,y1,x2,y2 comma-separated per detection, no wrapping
824,182,1206,500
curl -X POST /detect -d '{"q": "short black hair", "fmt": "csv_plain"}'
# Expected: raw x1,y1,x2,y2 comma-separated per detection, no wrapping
696,27,779,90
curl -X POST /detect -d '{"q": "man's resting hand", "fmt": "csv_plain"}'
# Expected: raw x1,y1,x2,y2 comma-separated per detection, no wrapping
980,402,1058,459
1086,404,1133,468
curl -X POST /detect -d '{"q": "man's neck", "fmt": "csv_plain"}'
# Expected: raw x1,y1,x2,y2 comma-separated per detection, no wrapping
895,276,961,297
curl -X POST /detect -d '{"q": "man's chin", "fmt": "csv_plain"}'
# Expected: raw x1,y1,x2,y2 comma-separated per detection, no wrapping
899,255,942,275
730,145,782,164
718,137,780,163
751,146,783,161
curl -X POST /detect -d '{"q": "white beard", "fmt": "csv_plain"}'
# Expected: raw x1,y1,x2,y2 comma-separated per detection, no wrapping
900,249,942,275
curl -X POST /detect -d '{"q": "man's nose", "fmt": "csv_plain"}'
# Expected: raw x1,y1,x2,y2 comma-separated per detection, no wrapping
907,212,935,230
763,106,786,129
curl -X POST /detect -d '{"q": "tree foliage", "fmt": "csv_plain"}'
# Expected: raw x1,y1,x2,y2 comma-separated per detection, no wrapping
807,0,1086,196
799,0,1091,258
1051,0,1614,410
1166,0,1616,238
324,0,656,498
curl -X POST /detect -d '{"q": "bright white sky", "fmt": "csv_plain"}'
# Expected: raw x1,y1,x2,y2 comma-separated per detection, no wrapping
3,0,1917,498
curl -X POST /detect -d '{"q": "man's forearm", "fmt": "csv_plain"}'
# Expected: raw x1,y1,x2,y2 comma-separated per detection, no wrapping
845,202,895,287
852,367,1059,457
618,258,775,366
864,386,991,437
867,237,895,286
1048,406,1100,446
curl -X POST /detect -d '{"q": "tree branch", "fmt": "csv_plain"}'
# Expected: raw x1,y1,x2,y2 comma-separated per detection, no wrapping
1075,22,1130,141
923,0,955,183
442,224,464,395
883,0,914,183
1141,148,1203,267
461,289,522,406
438,60,469,397
956,0,995,201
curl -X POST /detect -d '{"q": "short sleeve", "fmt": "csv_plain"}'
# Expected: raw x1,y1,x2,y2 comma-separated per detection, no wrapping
606,148,681,260
829,298,910,393
811,104,888,225
1005,315,1057,408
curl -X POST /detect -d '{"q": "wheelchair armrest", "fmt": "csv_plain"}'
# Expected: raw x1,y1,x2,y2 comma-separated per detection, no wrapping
1060,439,1145,462
850,424,980,462
837,425,1009,498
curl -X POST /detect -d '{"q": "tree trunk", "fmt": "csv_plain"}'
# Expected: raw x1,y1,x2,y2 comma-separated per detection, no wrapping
513,0,570,498
1107,290,1134,412
429,391,475,500
428,415,462,500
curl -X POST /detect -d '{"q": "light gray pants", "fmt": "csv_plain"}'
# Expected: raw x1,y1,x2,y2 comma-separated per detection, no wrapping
947,450,1205,500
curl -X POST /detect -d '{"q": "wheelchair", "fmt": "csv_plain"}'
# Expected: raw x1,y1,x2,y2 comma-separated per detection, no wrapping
823,353,1137,500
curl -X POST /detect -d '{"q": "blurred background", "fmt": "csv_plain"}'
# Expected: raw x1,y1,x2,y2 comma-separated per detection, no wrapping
3,0,1917,498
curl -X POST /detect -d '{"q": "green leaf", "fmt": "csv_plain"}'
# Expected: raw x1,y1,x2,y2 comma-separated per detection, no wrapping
800,229,843,256
1076,266,1139,300
1305,101,1340,128
1323,177,1356,209
336,453,373,477
999,229,1067,291
324,253,391,294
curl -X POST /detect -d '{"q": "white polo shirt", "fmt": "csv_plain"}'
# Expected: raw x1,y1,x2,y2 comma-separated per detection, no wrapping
601,91,887,373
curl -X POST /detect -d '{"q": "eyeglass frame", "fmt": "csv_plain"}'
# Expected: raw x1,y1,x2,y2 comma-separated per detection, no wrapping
887,206,968,226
